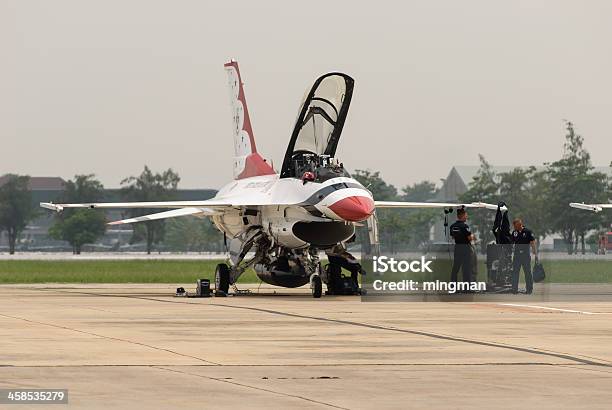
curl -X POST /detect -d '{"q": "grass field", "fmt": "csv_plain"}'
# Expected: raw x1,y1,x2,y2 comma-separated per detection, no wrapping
536,259,611,283
449,259,611,283
0,259,609,283
0,260,259,283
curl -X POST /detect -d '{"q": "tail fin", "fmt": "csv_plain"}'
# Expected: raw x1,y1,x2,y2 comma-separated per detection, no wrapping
224,60,276,179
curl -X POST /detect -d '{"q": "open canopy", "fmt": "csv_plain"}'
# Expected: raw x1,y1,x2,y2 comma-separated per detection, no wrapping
280,73,354,178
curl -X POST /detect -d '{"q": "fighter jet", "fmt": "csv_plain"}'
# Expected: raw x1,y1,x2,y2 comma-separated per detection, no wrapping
570,203,612,212
42,60,504,298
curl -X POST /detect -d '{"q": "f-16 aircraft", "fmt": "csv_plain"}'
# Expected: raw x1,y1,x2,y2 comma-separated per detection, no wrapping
42,60,504,298
570,203,612,212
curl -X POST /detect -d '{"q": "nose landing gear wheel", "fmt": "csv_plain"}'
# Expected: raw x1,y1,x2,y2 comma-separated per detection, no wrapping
215,263,230,296
311,275,322,298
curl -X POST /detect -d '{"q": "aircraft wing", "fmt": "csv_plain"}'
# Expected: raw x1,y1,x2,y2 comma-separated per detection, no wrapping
40,200,231,225
374,201,507,211
569,202,612,212
107,207,220,225
40,199,233,212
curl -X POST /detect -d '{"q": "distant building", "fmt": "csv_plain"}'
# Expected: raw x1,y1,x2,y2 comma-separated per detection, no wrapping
0,175,216,251
0,175,66,191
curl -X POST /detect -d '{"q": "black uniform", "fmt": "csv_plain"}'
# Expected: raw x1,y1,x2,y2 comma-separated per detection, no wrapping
449,220,474,283
511,227,535,294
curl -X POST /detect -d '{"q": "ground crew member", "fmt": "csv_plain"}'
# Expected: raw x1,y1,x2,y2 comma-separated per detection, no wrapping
511,218,537,294
325,243,361,288
449,208,475,285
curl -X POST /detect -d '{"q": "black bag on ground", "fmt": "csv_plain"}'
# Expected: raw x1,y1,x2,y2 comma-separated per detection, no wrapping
533,261,546,283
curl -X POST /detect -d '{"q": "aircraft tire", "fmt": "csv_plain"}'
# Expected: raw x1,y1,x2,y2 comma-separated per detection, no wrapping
311,275,322,298
215,263,230,295
325,263,341,295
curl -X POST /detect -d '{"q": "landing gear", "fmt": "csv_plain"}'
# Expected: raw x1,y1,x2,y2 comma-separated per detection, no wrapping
311,274,322,298
216,229,270,297
215,263,230,295
309,257,324,299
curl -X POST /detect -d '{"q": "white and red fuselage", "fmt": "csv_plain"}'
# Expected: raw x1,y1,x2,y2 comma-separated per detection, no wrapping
210,172,375,249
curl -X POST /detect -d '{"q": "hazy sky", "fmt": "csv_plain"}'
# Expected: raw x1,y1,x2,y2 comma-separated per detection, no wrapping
2,1,611,190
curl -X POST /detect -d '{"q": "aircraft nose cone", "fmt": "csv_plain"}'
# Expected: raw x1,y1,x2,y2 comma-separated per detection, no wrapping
329,196,375,222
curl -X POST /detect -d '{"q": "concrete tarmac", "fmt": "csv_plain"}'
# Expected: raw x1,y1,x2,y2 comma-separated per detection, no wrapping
1,284,611,409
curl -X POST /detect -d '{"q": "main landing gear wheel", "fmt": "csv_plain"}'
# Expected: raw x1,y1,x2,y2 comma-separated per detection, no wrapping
215,263,230,296
311,275,322,298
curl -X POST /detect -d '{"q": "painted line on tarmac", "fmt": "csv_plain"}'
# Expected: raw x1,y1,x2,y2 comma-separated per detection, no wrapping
204,302,612,367
0,312,221,366
0,362,589,368
498,303,610,315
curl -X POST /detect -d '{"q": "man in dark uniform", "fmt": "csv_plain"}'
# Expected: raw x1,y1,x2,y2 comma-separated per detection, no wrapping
449,208,475,284
325,243,362,288
511,218,537,294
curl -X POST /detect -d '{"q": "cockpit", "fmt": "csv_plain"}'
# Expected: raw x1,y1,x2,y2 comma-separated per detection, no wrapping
280,72,354,181
290,152,351,183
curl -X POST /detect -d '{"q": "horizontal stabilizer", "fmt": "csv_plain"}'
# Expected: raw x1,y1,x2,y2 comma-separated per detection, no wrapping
107,207,219,225
41,200,233,212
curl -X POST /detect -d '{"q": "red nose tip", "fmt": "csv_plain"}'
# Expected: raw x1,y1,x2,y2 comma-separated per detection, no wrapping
329,196,375,222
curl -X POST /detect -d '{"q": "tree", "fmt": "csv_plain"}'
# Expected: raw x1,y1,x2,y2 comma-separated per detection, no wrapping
459,155,501,252
120,166,180,254
402,181,438,202
352,169,407,253
352,170,440,253
401,181,440,248
522,169,553,243
48,175,107,254
61,174,106,203
498,167,551,243
497,167,533,217
164,217,224,252
352,169,397,200
0,175,36,254
49,210,106,254
546,121,607,254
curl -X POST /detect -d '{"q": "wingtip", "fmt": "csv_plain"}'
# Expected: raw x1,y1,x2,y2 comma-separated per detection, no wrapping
40,202,63,212
107,221,124,226
570,202,602,212
469,202,507,212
